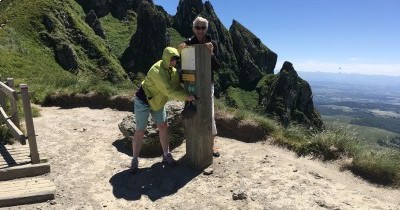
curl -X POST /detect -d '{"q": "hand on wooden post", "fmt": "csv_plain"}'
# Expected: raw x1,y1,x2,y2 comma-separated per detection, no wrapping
205,42,214,55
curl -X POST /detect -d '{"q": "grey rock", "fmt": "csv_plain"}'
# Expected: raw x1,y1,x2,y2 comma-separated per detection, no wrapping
118,102,185,157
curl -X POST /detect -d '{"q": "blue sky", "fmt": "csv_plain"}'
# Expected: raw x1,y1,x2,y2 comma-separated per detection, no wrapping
154,0,400,76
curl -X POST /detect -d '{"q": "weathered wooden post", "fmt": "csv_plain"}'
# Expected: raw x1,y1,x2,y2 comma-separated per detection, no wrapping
20,84,40,164
6,78,20,128
181,44,213,170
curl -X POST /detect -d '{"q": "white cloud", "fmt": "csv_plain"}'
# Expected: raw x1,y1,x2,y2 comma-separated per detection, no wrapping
275,59,400,76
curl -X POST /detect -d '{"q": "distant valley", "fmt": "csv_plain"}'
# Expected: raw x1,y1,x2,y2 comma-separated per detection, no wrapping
299,71,400,149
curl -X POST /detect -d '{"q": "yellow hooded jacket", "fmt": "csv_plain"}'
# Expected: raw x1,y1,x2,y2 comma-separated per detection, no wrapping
142,47,187,111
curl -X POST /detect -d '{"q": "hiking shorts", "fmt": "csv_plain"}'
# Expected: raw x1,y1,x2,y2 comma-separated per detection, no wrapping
134,97,166,131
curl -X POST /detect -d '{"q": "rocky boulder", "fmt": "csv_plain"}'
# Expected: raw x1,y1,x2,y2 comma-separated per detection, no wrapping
256,61,324,131
120,1,168,73
230,20,277,90
118,102,185,157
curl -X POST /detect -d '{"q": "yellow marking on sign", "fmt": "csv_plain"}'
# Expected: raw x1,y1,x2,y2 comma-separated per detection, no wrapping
182,74,195,82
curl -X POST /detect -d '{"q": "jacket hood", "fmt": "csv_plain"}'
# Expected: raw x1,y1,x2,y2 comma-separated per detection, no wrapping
162,47,180,69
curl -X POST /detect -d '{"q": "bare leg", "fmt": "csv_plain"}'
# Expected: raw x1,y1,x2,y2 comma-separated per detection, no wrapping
157,122,169,155
132,130,145,159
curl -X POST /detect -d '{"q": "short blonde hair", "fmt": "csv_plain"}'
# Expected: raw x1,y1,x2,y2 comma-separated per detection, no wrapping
193,16,209,28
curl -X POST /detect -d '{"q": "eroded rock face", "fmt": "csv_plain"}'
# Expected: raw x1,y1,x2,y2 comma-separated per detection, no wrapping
230,20,277,90
120,1,168,73
257,61,324,131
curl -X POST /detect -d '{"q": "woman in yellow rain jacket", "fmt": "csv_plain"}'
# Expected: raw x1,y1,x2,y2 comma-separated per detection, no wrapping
131,47,195,173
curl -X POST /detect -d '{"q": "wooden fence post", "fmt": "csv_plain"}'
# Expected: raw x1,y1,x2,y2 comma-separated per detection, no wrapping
6,78,20,128
20,84,40,164
182,44,213,170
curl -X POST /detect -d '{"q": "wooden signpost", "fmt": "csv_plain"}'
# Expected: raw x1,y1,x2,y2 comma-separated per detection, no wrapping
181,44,213,170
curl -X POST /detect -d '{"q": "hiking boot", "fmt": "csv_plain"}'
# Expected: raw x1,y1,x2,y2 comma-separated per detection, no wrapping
130,158,139,174
162,153,177,167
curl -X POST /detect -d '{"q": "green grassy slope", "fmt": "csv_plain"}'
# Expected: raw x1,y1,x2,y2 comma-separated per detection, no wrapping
323,115,399,146
0,0,133,103
99,12,137,58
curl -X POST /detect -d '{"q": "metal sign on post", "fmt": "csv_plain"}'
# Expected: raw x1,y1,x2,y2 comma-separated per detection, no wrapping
181,44,213,170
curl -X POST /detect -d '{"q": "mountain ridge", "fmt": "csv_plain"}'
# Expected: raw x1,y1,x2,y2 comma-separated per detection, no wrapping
0,0,322,129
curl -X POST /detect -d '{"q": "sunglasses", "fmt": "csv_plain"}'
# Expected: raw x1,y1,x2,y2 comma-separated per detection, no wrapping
194,26,207,31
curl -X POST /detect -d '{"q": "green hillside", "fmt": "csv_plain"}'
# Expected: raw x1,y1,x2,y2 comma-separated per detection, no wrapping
0,0,133,103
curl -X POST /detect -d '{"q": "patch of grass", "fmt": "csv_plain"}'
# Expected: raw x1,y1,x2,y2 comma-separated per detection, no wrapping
225,87,259,112
351,149,400,186
99,11,137,58
323,115,399,146
217,99,400,187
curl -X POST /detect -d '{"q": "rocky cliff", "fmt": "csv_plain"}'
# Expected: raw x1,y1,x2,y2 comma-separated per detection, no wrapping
230,20,277,90
257,62,324,130
120,1,168,73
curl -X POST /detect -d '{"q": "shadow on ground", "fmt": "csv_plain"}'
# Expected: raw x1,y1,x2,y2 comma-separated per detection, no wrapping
112,138,133,157
109,155,201,201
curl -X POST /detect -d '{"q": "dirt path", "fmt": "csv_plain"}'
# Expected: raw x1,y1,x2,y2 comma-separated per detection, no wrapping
3,106,400,210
